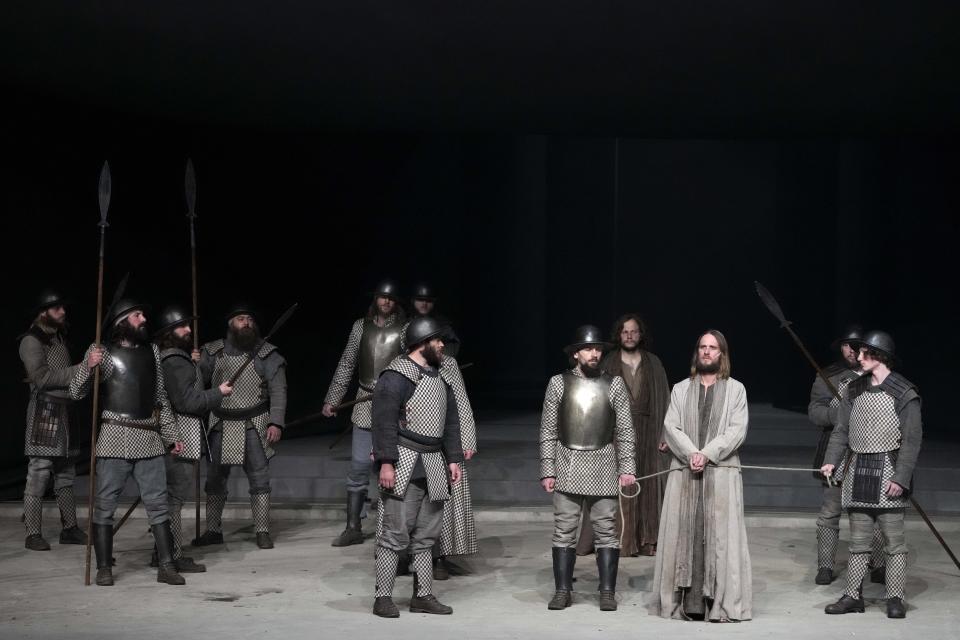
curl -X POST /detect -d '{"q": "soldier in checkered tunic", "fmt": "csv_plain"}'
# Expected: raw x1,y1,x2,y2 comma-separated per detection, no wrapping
370,316,464,618
540,325,636,612
821,330,921,619
323,280,406,547
71,299,186,586
808,325,885,585
193,305,286,550
151,305,233,572
19,290,90,551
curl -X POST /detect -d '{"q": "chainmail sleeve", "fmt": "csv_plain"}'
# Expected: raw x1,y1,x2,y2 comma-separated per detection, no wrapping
153,344,180,446
70,344,116,400
324,318,363,406
609,375,637,475
539,375,563,480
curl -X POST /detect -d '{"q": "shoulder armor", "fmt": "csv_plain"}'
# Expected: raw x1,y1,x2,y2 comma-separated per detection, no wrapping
257,341,278,359
160,347,192,363
203,339,225,356
821,362,847,379
383,355,423,384
882,371,917,399
847,374,872,401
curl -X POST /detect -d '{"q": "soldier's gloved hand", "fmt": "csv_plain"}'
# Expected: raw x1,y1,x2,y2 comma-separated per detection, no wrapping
541,477,556,493
87,346,105,370
266,425,282,444
191,349,201,363
322,403,336,418
449,463,462,485
218,381,233,396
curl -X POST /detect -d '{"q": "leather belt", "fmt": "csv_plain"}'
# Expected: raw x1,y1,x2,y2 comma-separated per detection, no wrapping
213,401,269,421
102,416,159,432
398,434,443,454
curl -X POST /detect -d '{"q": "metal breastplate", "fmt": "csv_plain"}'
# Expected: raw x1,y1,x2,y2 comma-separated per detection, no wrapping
557,372,615,451
358,319,402,389
102,345,157,420
849,390,901,453
403,372,447,439
213,352,266,411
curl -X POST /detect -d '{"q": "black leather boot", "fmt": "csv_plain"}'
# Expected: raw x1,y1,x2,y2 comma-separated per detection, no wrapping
152,521,186,585
596,547,620,611
815,568,834,585
548,547,575,610
886,597,906,619
93,523,114,586
825,594,865,614
331,491,365,547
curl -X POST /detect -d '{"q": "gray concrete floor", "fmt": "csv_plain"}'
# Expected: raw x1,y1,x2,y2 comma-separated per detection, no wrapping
2,515,959,640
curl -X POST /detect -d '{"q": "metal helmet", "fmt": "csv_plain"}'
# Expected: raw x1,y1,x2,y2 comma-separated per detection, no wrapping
108,298,149,327
33,289,67,315
405,316,446,351
564,325,612,355
861,330,896,359
371,279,401,301
225,304,258,323
831,324,864,351
411,283,436,302
152,304,195,337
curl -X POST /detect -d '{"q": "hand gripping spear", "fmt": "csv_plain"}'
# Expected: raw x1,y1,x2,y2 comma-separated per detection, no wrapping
185,158,203,543
754,281,960,572
83,162,112,586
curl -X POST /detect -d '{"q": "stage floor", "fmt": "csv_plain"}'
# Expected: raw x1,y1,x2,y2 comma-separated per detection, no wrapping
2,515,959,639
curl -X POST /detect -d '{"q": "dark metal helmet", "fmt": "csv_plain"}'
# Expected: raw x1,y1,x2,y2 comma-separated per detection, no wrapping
371,279,401,301
411,283,436,302
405,316,446,351
861,330,896,359
225,304,258,323
33,289,68,316
108,298,150,327
831,324,865,351
564,325,612,355
153,305,195,337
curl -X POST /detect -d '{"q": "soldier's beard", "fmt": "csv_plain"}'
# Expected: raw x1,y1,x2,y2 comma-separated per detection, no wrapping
171,332,193,352
37,313,67,334
113,319,149,346
422,343,443,368
696,359,721,374
229,326,260,352
581,361,602,378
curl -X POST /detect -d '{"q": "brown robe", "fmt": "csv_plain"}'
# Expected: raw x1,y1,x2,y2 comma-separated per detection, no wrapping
575,348,671,556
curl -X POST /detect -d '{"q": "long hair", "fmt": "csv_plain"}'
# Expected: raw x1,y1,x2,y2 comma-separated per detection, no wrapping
689,329,732,379
609,312,649,350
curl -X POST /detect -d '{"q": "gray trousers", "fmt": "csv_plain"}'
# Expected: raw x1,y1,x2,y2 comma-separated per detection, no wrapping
94,456,169,526
552,490,618,549
816,484,843,530
377,479,444,554
347,425,373,494
849,508,907,555
205,428,270,495
165,455,194,506
24,456,76,497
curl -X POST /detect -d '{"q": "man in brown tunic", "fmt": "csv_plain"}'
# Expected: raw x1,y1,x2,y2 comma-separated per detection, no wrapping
577,313,670,557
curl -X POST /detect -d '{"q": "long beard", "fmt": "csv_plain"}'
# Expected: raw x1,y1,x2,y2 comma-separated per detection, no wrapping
228,325,260,352
113,319,149,346
171,331,193,352
581,361,602,378
695,359,721,375
422,343,443,368
37,313,67,334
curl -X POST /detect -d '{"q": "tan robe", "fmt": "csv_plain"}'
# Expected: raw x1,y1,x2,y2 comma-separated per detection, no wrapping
652,375,752,621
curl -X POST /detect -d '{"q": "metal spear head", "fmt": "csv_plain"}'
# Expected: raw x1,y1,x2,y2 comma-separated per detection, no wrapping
185,158,197,219
264,302,299,341
98,161,111,226
754,281,792,328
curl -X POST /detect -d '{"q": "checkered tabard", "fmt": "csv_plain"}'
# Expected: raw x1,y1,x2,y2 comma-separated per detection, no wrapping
160,349,204,461
351,389,373,429
209,345,271,465
842,451,906,509
540,372,636,497
849,390,901,453
23,494,43,536
251,493,270,533
55,487,78,529
440,462,477,556
71,344,174,459
374,545,400,597
845,552,871,598
23,335,74,458
886,553,907,599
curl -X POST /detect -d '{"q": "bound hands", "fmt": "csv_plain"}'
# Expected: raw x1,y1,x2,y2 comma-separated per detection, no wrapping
619,473,636,487
689,452,707,473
